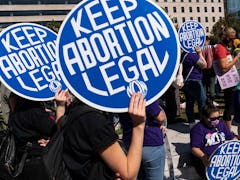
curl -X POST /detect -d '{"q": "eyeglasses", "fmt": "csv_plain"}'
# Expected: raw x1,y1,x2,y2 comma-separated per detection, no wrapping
208,116,220,121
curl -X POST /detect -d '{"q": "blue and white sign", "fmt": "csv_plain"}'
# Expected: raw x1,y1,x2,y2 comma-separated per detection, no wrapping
206,140,240,180
56,0,180,112
178,20,206,53
0,23,66,101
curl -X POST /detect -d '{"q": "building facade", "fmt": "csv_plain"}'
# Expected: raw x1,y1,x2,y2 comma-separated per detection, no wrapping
0,0,79,30
0,0,225,35
153,0,225,35
226,0,240,19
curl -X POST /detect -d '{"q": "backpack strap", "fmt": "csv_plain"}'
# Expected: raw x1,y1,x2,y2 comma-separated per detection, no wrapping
181,53,194,82
1,119,30,178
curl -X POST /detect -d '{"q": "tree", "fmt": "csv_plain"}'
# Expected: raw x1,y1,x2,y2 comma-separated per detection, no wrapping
46,20,61,33
211,14,240,43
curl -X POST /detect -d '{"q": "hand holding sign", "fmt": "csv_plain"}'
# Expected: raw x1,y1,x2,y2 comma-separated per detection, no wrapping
56,0,180,112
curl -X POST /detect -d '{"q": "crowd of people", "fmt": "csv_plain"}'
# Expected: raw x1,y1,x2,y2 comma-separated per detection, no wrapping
0,25,240,180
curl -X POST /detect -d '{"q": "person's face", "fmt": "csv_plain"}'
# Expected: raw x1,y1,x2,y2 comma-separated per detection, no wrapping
222,28,236,46
222,35,234,46
207,111,220,128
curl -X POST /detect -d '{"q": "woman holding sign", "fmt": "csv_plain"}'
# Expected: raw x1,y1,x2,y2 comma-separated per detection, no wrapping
62,92,146,180
182,46,207,129
214,27,240,132
190,100,236,179
5,91,67,180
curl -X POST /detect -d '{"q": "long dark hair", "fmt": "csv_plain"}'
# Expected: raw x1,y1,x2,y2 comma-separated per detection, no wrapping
8,93,44,113
201,98,219,122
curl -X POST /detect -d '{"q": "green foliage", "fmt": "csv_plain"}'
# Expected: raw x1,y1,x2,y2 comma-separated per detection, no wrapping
46,20,61,33
211,14,240,43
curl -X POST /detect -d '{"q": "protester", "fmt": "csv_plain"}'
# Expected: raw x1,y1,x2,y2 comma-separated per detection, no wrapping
161,85,180,120
202,36,217,105
190,100,236,180
118,99,166,180
7,90,68,180
233,84,240,139
63,92,146,180
182,46,207,129
232,39,240,138
214,27,240,131
233,38,240,72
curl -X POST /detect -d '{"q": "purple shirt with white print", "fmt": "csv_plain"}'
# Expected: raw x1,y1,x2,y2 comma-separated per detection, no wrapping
190,121,235,157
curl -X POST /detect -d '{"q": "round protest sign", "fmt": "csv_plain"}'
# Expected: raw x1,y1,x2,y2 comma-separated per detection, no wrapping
0,23,66,101
206,140,240,180
56,0,180,112
178,20,205,53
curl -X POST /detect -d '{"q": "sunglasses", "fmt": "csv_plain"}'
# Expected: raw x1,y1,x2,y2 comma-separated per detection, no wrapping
208,116,220,121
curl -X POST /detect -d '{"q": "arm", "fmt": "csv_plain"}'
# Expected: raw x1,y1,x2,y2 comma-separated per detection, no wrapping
54,90,71,124
195,46,207,69
192,147,210,167
100,93,146,180
155,110,166,126
218,53,240,72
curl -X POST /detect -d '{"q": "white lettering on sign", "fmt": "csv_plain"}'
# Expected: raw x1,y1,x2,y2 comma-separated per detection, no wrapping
62,0,171,96
178,21,205,48
208,141,240,179
1,26,47,53
0,25,60,92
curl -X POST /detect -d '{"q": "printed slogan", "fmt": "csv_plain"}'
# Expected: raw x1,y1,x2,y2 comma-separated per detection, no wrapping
57,0,180,112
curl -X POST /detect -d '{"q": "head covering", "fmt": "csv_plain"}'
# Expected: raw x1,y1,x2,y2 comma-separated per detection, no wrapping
9,93,43,112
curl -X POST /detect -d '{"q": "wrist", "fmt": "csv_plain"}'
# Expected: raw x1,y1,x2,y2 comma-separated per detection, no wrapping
56,101,66,107
133,121,145,129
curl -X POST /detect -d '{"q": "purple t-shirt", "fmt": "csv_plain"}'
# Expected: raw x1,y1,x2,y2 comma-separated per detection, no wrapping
183,52,203,80
118,100,164,146
190,121,235,157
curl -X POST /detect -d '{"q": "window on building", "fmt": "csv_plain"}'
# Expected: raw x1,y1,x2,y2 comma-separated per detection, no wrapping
173,7,177,12
182,17,186,23
4,0,79,4
197,6,200,12
206,27,209,33
155,0,159,2
218,0,221,2
211,7,214,12
189,0,191,2
189,7,192,12
219,7,222,12
181,0,184,2
204,7,207,12
205,17,208,22
190,17,193,20
165,7,168,13
164,0,167,2
181,7,185,13
172,0,176,2
173,17,178,23
211,0,214,2
212,16,215,22
198,17,201,22
204,0,207,2
196,0,199,2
